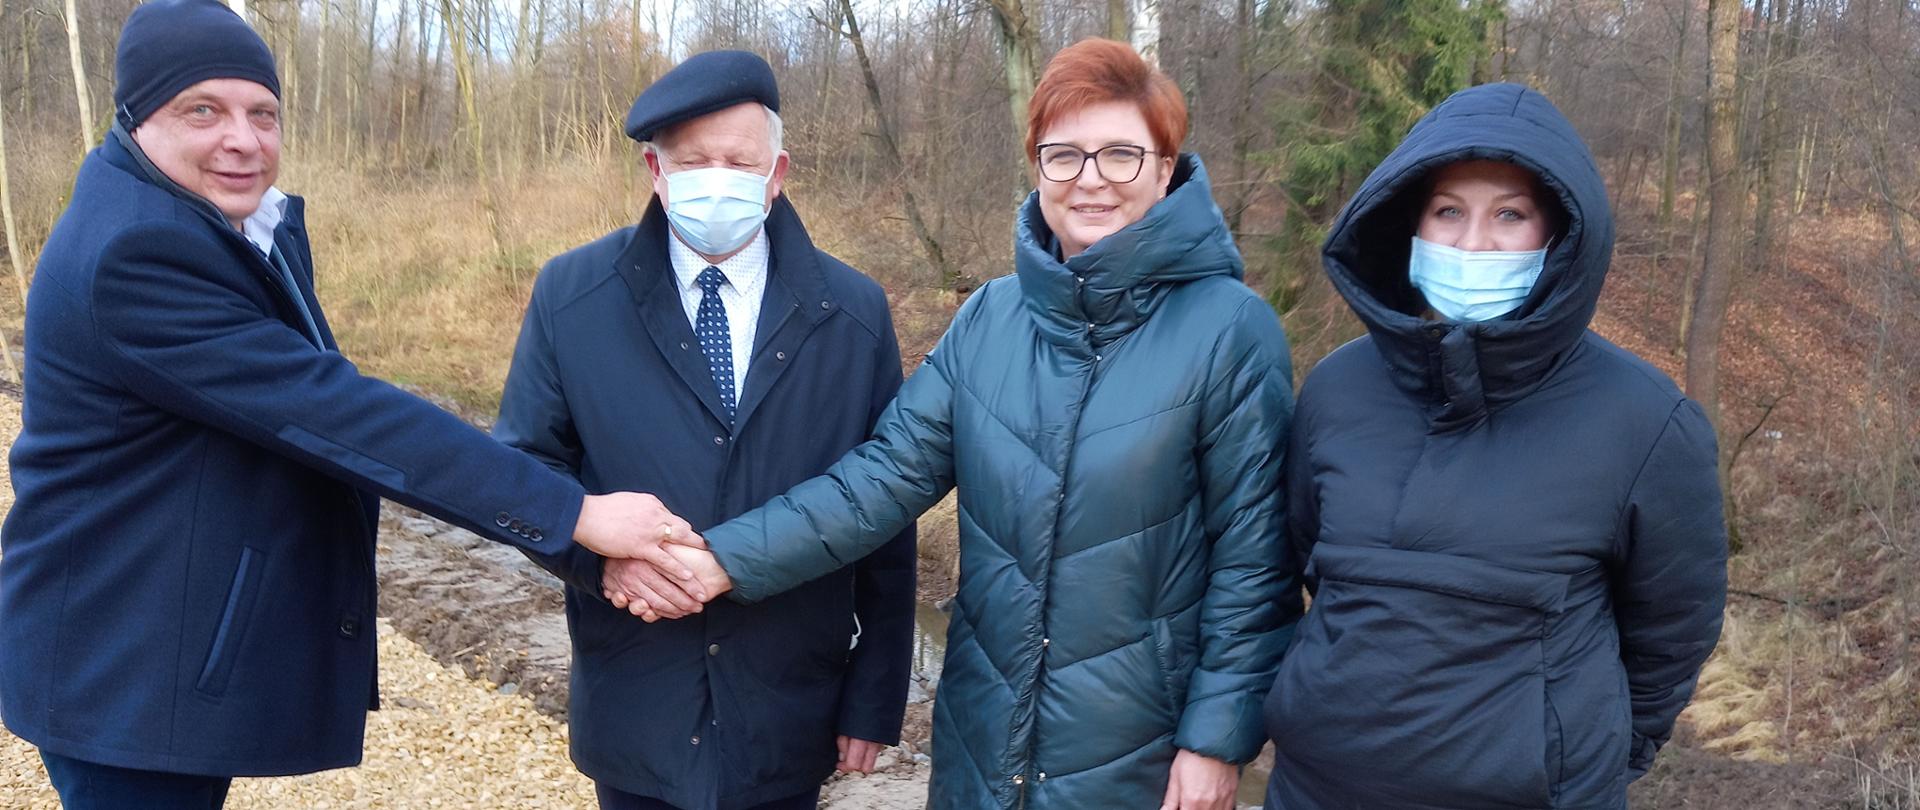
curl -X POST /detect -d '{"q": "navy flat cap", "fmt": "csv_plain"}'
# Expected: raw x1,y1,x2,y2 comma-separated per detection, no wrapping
625,50,780,143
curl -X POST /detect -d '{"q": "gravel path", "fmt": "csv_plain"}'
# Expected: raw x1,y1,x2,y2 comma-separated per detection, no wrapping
0,390,932,808
0,619,597,809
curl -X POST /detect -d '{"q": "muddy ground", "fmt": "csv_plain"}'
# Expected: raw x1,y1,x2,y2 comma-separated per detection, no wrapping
374,502,1891,810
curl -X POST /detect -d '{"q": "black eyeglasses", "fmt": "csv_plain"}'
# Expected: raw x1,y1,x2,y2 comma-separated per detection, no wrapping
1035,143,1157,184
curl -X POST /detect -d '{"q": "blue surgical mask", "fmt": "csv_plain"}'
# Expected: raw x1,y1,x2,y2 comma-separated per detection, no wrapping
1407,236,1548,322
663,166,771,256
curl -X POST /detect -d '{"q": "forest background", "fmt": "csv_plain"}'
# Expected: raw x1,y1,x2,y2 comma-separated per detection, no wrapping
0,0,1916,801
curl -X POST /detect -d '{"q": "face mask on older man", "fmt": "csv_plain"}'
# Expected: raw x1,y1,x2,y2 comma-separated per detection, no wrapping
664,166,772,256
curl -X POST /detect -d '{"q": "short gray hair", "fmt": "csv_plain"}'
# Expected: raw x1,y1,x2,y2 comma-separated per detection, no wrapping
643,103,783,163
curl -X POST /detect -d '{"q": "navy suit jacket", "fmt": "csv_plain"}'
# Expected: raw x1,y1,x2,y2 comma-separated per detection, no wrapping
0,129,587,776
495,197,915,810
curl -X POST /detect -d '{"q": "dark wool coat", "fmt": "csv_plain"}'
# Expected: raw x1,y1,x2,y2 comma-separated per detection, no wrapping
494,196,916,810
0,129,585,777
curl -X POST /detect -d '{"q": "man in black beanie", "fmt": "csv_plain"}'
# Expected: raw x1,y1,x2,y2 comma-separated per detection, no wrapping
0,3,712,807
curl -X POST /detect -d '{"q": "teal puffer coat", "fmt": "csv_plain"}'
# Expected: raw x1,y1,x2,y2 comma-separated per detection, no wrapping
705,155,1300,809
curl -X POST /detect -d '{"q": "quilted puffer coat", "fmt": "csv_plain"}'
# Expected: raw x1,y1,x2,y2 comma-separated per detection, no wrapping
705,154,1300,809
1264,83,1727,809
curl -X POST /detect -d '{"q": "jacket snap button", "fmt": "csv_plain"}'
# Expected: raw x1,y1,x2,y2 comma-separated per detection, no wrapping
1012,775,1024,785
1041,638,1050,648
820,301,831,310
1037,772,1047,781
713,435,725,446
690,735,701,745
339,618,360,638
775,351,786,361
495,512,511,528
681,341,690,350
708,643,720,656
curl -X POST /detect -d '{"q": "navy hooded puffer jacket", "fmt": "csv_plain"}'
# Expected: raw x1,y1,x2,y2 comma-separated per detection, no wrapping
1263,84,1728,809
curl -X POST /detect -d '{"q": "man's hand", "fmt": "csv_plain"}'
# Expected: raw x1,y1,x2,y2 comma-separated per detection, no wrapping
606,543,733,622
836,735,886,774
1160,749,1238,810
572,492,704,575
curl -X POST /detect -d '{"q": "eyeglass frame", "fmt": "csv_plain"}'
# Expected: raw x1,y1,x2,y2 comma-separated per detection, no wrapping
1033,143,1160,184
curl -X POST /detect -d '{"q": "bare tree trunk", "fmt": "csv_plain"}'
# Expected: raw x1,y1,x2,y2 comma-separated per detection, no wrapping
1791,120,1815,215
319,0,334,153
62,0,94,154
1107,0,1131,41
832,0,953,287
362,0,380,154
1133,0,1161,65
1749,0,1790,272
0,57,29,307
393,0,413,165
0,58,23,384
1225,0,1258,235
985,0,1040,202
438,0,505,255
1685,0,1747,446
1658,0,1691,255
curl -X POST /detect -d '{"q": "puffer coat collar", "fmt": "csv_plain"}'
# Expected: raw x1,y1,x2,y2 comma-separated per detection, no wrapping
1014,154,1243,356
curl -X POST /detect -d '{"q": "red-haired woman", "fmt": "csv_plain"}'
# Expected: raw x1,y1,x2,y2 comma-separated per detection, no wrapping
619,38,1301,810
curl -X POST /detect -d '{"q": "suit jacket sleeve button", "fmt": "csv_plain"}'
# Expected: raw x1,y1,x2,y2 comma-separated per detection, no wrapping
339,618,360,638
529,529,543,541
495,512,511,528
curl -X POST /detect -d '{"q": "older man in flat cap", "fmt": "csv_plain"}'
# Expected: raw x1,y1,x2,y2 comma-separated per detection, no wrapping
493,50,915,810
0,3,704,806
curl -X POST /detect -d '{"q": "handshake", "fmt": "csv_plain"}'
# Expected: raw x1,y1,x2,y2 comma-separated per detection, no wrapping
573,492,736,622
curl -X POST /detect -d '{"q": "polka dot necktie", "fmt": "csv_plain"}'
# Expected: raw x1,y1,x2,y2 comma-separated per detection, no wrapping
695,267,736,425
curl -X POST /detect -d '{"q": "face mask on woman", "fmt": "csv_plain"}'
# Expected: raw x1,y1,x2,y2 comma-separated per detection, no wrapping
664,166,771,256
1407,236,1548,322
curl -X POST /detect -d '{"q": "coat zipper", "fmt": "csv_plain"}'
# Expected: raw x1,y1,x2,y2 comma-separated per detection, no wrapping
1015,345,1099,807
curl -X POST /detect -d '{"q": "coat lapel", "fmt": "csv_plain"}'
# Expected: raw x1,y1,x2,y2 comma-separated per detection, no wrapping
733,197,833,432
275,198,338,352
615,202,735,430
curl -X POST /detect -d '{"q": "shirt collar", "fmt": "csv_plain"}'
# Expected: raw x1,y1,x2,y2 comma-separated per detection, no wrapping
241,187,289,256
668,227,769,292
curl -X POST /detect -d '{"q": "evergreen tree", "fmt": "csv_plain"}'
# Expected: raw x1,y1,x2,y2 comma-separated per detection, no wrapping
1268,0,1501,313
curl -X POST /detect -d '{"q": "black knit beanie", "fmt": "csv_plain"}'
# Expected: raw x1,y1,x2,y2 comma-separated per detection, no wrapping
114,0,281,129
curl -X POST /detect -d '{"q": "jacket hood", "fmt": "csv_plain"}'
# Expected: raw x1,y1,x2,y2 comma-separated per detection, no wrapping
1014,153,1243,352
1322,83,1614,421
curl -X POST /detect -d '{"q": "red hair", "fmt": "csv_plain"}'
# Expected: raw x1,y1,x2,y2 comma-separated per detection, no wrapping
1025,39,1188,159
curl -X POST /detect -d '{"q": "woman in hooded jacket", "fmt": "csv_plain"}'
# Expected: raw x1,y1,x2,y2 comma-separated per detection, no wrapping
608,39,1299,810
1263,83,1728,809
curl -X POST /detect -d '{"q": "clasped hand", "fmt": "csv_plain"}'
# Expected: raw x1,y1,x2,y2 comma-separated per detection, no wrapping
570,492,733,621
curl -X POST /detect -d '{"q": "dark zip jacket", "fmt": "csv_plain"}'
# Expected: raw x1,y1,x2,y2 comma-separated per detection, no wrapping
1264,83,1728,809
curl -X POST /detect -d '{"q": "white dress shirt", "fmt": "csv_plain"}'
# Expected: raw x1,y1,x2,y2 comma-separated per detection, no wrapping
241,186,289,256
669,228,769,399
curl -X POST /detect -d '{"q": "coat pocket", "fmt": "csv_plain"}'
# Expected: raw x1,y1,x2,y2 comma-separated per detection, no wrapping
196,546,266,697
1268,543,1570,808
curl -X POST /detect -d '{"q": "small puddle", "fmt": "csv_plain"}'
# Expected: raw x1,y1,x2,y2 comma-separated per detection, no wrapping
912,600,950,684
912,601,1272,805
